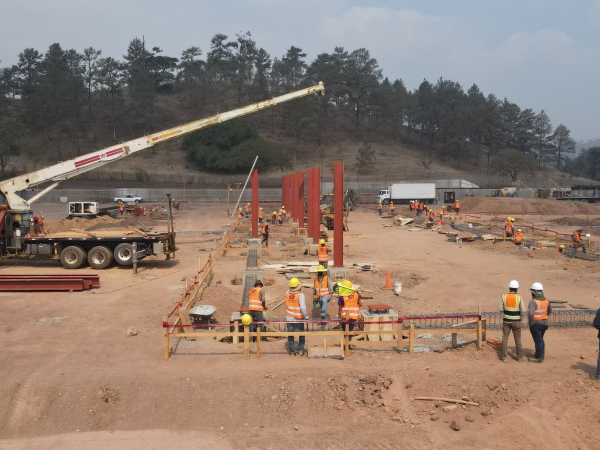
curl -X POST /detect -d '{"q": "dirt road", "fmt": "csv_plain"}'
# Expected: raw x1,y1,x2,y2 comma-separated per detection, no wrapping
1,202,600,449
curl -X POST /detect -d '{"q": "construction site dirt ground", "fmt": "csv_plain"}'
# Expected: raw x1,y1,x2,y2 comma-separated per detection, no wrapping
2,200,600,449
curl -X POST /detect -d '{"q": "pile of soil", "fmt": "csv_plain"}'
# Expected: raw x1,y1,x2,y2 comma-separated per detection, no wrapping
46,215,161,233
459,197,600,215
550,216,599,227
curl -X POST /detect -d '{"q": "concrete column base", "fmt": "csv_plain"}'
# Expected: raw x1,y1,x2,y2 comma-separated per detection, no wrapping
328,267,349,281
247,238,262,256
242,269,264,286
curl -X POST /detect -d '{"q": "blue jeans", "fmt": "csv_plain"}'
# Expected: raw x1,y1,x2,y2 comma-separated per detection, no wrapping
249,311,265,341
319,295,330,318
529,322,548,359
596,340,600,377
286,322,305,353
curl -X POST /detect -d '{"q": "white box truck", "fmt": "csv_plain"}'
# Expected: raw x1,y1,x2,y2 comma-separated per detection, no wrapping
377,183,436,204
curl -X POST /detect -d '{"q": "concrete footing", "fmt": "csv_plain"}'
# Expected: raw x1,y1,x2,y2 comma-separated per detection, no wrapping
242,269,263,286
308,244,319,256
247,238,262,256
328,267,349,281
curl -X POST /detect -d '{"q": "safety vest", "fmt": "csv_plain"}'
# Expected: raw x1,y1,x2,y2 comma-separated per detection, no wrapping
409,202,414,210
429,211,435,220
245,205,250,213
505,222,513,233
277,211,282,219
248,287,264,311
285,292,304,320
390,204,395,211
119,204,124,211
439,208,444,215
262,223,268,235
455,201,460,208
533,299,548,321
502,293,523,321
317,245,329,262
378,203,382,210
341,293,361,320
514,232,523,244
418,203,423,210
572,232,581,246
314,275,329,298
238,211,243,219
259,211,263,219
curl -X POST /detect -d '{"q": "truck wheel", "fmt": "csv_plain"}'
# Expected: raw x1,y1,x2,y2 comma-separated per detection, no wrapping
114,243,134,266
88,246,113,269
60,246,86,269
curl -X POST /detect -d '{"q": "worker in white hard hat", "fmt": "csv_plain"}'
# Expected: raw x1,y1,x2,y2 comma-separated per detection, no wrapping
317,238,330,269
528,282,552,363
498,280,527,362
285,277,308,356
313,265,333,319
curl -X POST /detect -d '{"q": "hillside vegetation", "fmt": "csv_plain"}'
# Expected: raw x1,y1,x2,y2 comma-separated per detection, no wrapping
0,32,589,186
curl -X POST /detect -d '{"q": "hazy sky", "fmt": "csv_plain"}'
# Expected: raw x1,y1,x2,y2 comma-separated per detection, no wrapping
1,0,599,141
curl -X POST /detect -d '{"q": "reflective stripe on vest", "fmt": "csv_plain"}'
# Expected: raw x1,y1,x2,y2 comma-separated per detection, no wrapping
285,292,303,320
248,287,264,311
314,275,329,297
341,293,361,320
317,246,329,262
502,293,522,321
534,299,548,321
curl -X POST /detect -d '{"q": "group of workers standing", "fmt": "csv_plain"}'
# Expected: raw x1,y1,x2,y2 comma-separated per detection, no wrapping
506,216,588,253
236,204,291,247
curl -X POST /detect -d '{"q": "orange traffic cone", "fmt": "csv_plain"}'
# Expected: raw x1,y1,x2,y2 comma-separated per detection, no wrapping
385,271,392,290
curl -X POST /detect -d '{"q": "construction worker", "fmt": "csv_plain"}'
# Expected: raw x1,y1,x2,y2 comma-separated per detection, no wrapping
258,207,264,224
317,239,330,269
237,207,244,221
337,280,361,339
454,199,460,214
439,206,445,221
428,208,435,222
248,280,267,340
572,229,586,253
435,194,438,204
33,216,40,235
271,210,277,224
505,217,514,237
119,203,124,216
498,280,526,362
277,208,283,225
285,278,308,356
280,205,287,222
514,229,523,245
528,282,552,363
38,215,44,234
592,308,600,380
261,221,269,247
378,202,383,216
409,201,414,212
390,201,395,215
313,265,333,319
245,203,251,217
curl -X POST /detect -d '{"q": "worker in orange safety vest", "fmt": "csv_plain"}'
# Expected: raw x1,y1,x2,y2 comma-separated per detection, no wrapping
390,201,395,215
313,265,333,319
285,278,308,356
237,208,244,221
454,200,460,214
505,217,514,237
527,282,552,363
261,221,269,247
317,239,330,268
248,280,267,339
258,207,264,224
337,280,361,339
498,280,526,362
572,229,586,253
119,203,124,216
514,229,523,245
245,203,251,217
428,208,435,221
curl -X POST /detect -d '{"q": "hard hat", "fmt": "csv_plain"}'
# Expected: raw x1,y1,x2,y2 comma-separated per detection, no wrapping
241,314,252,325
560,245,565,248
281,206,285,208
379,201,382,204
319,239,325,245
247,203,250,205
316,265,327,272
239,207,242,211
259,207,263,210
507,217,511,221
273,211,277,214
530,282,544,291
289,278,301,288
254,279,263,287
508,280,520,289
517,229,522,232
577,229,583,232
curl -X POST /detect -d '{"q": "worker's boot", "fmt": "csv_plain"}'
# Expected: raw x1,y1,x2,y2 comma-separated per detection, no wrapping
528,357,542,363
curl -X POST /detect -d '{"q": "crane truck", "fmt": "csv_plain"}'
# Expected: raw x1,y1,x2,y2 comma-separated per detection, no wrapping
0,82,325,269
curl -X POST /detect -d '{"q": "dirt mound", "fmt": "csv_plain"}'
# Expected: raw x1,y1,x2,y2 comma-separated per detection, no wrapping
46,215,161,234
459,197,600,215
550,217,598,227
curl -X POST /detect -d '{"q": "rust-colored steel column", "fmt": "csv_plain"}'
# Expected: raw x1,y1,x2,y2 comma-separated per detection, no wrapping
297,171,305,228
290,173,298,222
251,169,259,238
333,162,344,267
313,167,321,244
307,169,313,239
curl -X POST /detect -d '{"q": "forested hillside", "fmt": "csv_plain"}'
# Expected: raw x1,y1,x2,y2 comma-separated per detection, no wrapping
0,32,585,182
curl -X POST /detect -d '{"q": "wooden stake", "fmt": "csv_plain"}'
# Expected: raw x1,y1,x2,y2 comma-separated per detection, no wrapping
163,316,170,360
256,328,261,359
414,397,479,406
233,321,239,345
244,325,250,360
476,319,482,351
344,323,350,356
408,323,415,355
396,319,402,350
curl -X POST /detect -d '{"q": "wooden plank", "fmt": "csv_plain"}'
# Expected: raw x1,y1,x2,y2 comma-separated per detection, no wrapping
570,303,591,309
178,308,195,340
244,325,250,360
163,316,170,360
256,328,261,359
344,324,350,356
414,397,479,407
409,324,415,355
233,321,239,344
396,320,403,350
476,320,482,350
451,319,478,328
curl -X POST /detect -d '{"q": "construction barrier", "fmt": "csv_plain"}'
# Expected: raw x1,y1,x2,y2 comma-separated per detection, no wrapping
162,314,485,360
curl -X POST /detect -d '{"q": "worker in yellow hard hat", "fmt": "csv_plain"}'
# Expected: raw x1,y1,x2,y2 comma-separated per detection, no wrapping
271,210,277,224
313,265,332,319
378,201,383,216
337,280,361,338
317,238,330,269
245,202,251,217
285,277,308,356
280,205,287,222
514,228,523,245
505,217,514,237
258,207,264,224
237,207,244,221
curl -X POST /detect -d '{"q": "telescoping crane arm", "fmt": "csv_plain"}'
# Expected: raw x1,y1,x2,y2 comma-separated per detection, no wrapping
0,82,325,211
